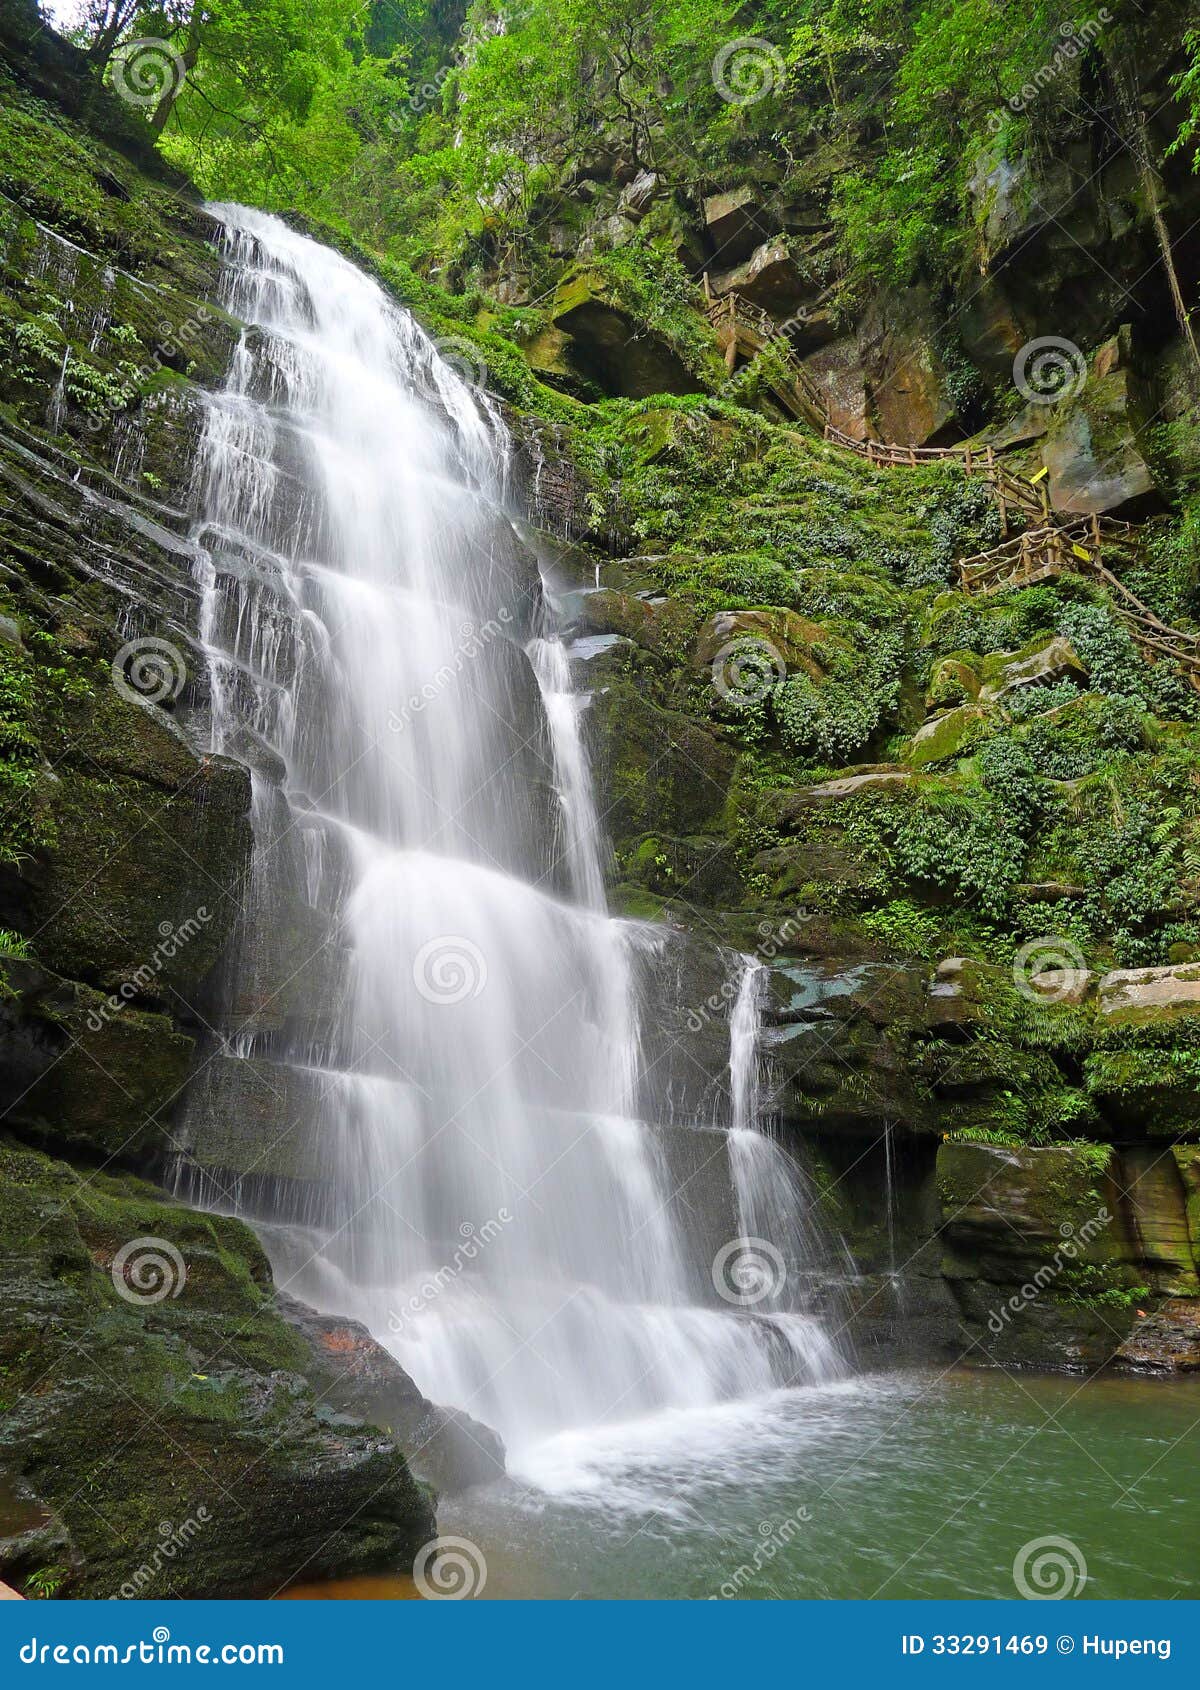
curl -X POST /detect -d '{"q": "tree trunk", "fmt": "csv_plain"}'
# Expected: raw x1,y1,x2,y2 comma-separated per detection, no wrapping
149,7,203,136
1110,57,1200,382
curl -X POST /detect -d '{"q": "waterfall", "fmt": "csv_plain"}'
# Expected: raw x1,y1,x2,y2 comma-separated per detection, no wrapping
728,955,840,1322
176,205,841,1458
729,953,764,1133
528,636,606,910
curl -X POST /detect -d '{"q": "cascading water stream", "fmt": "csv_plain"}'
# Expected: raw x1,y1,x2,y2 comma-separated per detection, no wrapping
527,636,606,910
727,956,835,1317
176,205,843,1466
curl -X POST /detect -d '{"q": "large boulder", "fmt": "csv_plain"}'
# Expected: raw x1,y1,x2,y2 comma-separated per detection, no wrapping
0,1141,435,1597
549,269,706,399
277,1297,506,1496
859,287,962,446
694,607,846,678
1038,334,1160,516
702,187,773,266
1097,962,1200,1028
711,239,806,317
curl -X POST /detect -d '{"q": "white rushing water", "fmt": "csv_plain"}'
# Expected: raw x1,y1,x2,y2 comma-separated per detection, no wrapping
177,206,842,1464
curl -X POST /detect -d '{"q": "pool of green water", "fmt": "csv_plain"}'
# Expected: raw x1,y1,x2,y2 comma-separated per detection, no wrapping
433,1370,1200,1600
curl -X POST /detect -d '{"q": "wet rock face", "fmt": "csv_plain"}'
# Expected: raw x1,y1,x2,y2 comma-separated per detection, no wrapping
277,1297,507,1496
0,1141,435,1597
934,1141,1200,1369
1115,1299,1200,1373
0,956,194,1164
0,73,256,1172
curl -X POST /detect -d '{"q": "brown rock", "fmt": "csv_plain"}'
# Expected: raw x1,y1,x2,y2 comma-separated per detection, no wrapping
712,239,805,317
702,187,771,266
1115,1300,1200,1373
861,287,960,446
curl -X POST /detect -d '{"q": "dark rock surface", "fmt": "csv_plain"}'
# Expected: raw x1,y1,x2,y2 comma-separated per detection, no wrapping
0,1140,435,1597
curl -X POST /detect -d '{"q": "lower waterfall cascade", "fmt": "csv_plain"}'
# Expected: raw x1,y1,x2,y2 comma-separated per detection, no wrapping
174,204,844,1463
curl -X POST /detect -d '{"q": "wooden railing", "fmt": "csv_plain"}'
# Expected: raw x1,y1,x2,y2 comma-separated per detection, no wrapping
821,424,1051,531
703,286,827,428
701,285,1200,688
957,516,1200,688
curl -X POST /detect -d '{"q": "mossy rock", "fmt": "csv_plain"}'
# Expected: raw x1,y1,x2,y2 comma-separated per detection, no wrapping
936,1140,1151,1367
618,832,741,904
587,673,736,843
548,269,706,399
0,956,192,1163
22,756,251,997
905,701,989,765
0,1139,435,1597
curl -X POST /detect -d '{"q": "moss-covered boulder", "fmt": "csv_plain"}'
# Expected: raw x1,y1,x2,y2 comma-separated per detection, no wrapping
906,702,989,765
0,1140,435,1597
549,268,707,399
586,667,736,843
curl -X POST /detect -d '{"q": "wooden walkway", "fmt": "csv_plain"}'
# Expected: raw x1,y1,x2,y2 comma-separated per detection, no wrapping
703,284,1200,690
958,518,1200,687
706,286,1050,532
704,289,828,430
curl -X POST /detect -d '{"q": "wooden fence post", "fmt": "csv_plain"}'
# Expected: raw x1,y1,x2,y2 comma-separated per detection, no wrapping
996,465,1008,538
